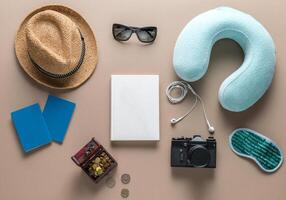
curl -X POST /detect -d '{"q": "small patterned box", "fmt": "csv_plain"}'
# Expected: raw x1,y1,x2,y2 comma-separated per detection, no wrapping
71,138,117,183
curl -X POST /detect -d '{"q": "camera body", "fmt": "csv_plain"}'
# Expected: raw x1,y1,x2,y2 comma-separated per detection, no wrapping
171,135,216,168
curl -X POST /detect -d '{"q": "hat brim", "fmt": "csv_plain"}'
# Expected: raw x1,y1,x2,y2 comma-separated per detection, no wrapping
15,5,98,90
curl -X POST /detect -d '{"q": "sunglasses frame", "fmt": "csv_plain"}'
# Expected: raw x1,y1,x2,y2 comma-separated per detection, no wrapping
112,23,157,43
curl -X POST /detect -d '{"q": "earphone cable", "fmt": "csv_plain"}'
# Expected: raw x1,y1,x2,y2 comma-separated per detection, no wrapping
166,81,215,134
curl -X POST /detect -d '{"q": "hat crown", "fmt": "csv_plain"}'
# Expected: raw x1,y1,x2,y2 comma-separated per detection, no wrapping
26,10,82,75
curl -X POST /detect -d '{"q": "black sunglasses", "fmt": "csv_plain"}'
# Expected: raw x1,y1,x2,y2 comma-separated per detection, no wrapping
112,23,157,43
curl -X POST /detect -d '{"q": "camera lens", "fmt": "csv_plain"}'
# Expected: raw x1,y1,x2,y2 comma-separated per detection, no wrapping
188,145,210,167
192,135,204,141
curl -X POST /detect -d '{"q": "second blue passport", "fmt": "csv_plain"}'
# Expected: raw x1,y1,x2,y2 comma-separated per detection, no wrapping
43,95,76,143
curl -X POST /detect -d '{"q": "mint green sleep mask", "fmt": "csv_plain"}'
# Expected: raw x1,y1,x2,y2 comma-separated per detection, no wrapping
229,128,283,173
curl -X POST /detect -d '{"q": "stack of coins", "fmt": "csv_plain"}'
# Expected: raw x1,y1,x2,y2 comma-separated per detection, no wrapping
88,151,114,177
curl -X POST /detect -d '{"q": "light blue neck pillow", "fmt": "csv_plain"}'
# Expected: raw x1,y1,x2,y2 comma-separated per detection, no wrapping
173,7,276,112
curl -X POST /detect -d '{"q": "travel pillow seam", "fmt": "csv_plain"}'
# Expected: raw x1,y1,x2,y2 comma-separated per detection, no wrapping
219,30,254,105
199,28,251,82
201,28,253,104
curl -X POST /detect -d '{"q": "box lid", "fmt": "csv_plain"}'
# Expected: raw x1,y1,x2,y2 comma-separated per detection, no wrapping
71,138,100,166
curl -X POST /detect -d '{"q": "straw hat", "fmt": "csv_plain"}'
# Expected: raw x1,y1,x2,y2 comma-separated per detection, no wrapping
15,5,98,90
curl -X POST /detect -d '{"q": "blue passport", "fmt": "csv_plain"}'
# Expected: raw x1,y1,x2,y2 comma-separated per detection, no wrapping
11,103,52,153
43,95,76,143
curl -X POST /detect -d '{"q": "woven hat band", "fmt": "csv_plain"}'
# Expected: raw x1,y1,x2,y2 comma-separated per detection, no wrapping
29,30,86,79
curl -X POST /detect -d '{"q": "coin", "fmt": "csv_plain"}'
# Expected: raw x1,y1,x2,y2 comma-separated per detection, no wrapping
105,177,116,188
95,157,101,164
95,166,103,175
121,174,131,184
121,188,129,198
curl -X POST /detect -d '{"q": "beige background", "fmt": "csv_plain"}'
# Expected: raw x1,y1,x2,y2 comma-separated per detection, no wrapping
1,0,286,199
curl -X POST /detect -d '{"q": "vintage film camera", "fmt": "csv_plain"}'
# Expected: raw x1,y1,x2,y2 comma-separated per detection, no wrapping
171,135,216,168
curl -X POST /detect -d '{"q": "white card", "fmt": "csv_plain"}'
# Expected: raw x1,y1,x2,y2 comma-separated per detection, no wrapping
111,75,160,141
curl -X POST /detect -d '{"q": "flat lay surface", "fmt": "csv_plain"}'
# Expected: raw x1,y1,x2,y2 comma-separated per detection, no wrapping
1,0,286,200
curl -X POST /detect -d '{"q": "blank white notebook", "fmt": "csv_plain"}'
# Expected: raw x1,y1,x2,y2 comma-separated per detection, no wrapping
111,75,160,141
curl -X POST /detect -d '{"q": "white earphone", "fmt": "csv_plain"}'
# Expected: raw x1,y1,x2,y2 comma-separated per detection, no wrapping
166,81,215,134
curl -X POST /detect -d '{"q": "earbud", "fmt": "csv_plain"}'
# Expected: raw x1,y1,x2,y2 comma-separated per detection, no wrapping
208,126,215,134
170,117,184,125
171,118,178,125
166,81,215,135
172,117,215,134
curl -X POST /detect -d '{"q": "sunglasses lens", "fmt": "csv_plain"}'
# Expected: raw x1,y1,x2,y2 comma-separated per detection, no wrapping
113,24,132,41
137,27,157,43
